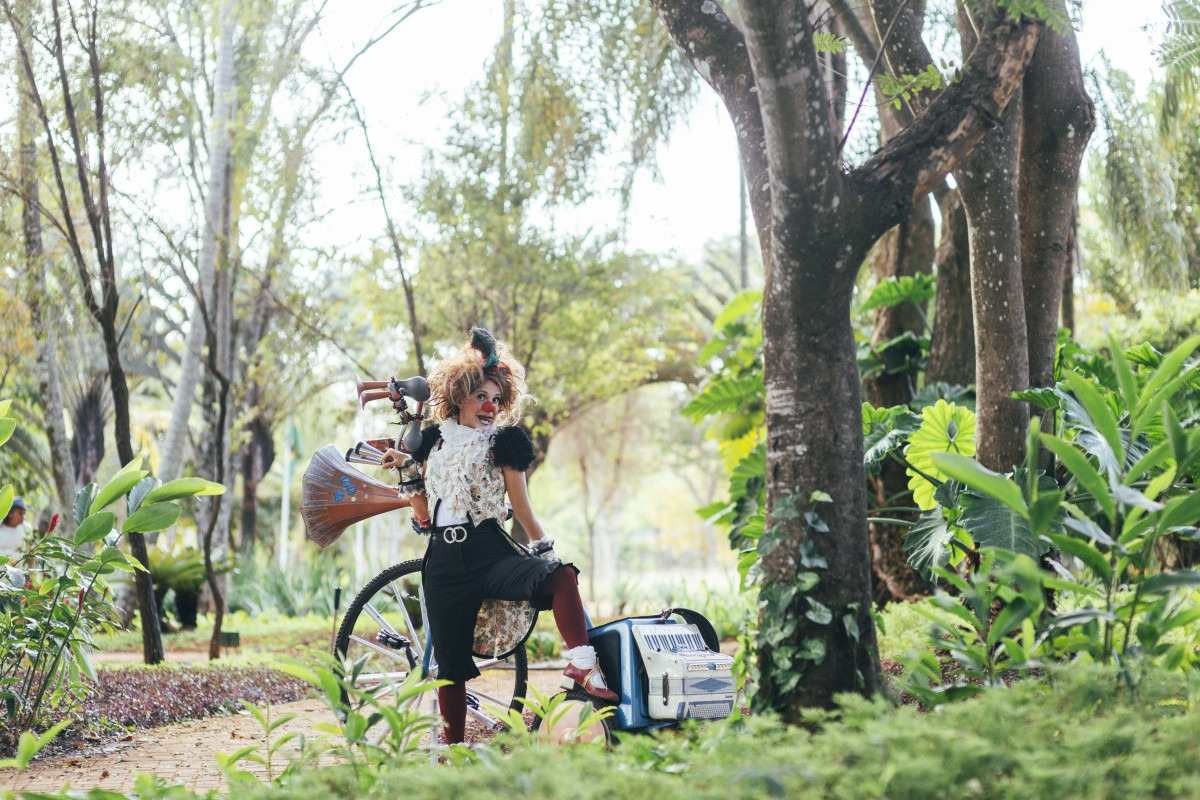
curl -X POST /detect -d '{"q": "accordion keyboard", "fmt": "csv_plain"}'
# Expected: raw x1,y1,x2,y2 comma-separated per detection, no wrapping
632,622,735,722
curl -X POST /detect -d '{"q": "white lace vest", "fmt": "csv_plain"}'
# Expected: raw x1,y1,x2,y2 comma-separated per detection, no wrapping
425,420,508,525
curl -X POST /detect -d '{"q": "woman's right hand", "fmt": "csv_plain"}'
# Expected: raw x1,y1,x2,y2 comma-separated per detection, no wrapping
381,448,405,470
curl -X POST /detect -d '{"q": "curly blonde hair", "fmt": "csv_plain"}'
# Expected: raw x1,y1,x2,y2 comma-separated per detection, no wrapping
427,335,528,425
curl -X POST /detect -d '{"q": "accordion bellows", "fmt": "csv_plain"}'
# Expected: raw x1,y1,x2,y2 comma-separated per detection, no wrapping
302,445,407,548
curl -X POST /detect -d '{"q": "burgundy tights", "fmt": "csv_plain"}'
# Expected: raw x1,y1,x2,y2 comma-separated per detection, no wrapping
438,566,587,743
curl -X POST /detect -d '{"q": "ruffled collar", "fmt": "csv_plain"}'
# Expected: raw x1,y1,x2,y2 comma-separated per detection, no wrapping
439,418,493,447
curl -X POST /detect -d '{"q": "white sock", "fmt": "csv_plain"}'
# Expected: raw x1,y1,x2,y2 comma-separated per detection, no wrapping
564,644,596,669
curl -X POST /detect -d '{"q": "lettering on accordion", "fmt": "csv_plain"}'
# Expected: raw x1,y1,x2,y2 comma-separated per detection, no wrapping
631,623,735,721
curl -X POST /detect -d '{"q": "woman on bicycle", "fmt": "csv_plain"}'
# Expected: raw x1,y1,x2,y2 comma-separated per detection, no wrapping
382,328,616,744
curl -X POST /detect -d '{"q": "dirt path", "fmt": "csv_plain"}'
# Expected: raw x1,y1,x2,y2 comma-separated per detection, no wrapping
1,668,567,795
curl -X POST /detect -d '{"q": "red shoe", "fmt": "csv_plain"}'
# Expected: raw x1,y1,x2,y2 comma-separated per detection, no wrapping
563,662,618,703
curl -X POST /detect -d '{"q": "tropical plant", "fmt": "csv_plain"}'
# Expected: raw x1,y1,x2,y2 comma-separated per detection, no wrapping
0,447,225,748
930,335,1200,684
903,548,1046,706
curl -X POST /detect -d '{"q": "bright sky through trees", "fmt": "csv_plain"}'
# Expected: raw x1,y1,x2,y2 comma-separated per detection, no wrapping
310,1,1168,266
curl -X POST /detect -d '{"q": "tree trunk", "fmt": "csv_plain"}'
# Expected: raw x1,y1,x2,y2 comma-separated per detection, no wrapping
656,0,1040,715
1017,0,1094,390
761,227,883,711
863,205,935,408
1062,213,1076,335
158,0,237,483
926,189,975,386
955,98,1030,472
104,330,163,664
16,0,75,524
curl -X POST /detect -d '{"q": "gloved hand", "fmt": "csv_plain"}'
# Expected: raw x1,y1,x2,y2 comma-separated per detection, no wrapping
529,538,557,561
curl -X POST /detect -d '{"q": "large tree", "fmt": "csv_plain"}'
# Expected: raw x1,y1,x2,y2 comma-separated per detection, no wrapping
653,0,1041,713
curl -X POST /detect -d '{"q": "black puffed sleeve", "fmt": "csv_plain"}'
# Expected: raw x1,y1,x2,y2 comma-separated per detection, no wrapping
490,425,536,471
410,425,441,463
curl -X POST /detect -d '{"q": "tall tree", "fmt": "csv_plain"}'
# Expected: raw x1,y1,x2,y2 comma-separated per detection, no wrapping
3,0,163,662
157,0,237,485
14,0,75,525
653,0,1040,713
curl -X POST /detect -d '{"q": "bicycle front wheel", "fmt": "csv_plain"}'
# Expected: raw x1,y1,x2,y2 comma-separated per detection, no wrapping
333,558,529,733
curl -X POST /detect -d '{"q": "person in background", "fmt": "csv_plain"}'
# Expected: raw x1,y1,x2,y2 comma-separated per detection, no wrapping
0,497,29,587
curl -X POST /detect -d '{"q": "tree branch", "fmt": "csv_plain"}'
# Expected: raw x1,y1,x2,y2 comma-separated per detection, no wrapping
851,6,1040,236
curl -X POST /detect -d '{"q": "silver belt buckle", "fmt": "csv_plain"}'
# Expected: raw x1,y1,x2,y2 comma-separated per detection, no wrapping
441,525,468,544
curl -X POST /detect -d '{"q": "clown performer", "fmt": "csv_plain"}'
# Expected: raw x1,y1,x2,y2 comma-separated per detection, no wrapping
381,328,616,744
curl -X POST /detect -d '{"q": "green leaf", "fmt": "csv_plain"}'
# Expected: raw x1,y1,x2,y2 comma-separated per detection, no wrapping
74,512,116,546
860,274,935,313
122,502,182,534
0,417,16,448
1140,571,1200,595
0,485,12,524
90,456,148,514
1046,533,1112,583
73,484,97,526
1165,402,1188,468
1039,433,1116,525
1159,491,1200,533
0,399,10,417
142,477,227,505
712,289,762,332
1110,337,1140,417
904,510,955,575
929,453,1027,518
1064,371,1124,466
987,597,1035,648
682,375,764,421
1012,387,1060,410
128,476,159,514
1134,334,1200,430
1127,439,1172,486
805,598,833,625
812,30,847,54
959,491,1047,559
906,400,977,510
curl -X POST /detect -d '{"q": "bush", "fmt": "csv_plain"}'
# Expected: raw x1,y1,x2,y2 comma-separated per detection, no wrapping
227,666,1200,799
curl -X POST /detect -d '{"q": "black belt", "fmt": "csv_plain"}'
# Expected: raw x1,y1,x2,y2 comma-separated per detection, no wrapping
430,518,499,545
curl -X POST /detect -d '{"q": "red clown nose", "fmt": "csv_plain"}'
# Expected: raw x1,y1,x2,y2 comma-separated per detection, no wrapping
481,400,497,414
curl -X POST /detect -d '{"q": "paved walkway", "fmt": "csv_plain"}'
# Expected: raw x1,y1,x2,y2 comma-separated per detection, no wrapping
1,668,566,796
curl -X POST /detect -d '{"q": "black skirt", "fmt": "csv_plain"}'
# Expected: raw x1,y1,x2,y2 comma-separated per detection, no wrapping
422,518,577,682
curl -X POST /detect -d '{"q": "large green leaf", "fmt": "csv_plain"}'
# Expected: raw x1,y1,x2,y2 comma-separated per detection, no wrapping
1140,570,1200,595
906,400,977,510
1109,337,1140,417
929,452,1027,518
74,512,116,546
0,485,12,523
681,375,764,421
1039,433,1116,525
1063,372,1124,466
0,417,16,448
74,483,97,526
958,490,1048,559
142,477,226,505
122,502,182,534
90,456,148,515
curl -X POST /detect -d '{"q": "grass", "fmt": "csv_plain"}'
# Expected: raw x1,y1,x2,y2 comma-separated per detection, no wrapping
94,611,335,659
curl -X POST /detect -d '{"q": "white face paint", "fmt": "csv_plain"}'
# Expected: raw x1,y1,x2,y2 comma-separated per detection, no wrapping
458,378,502,429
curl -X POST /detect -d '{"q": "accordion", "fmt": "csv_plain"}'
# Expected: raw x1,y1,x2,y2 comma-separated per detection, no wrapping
632,622,735,721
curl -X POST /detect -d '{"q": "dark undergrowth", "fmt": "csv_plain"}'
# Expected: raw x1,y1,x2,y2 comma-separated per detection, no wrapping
1,665,309,758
